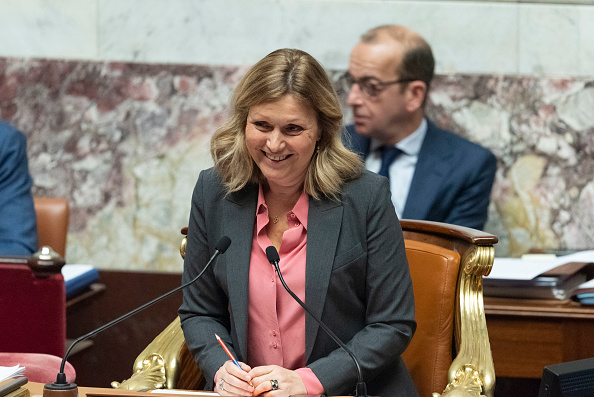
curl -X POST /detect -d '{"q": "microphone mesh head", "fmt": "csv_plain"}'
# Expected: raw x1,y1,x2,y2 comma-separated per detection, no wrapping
266,246,280,264
216,236,231,253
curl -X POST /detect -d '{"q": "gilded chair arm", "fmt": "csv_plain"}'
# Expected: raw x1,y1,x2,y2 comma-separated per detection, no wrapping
435,245,496,397
112,317,190,390
403,220,497,397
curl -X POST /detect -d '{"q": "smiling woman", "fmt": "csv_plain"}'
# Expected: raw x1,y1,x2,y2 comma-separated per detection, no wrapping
245,96,319,195
179,48,419,396
210,48,362,200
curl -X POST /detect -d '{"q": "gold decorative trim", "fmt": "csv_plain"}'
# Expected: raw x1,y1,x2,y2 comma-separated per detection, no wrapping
436,245,495,397
113,318,186,390
180,236,187,259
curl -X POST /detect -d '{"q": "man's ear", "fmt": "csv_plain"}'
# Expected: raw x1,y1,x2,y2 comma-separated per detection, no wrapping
405,81,427,112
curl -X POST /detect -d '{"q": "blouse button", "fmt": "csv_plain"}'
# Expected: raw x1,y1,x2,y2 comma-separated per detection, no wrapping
290,213,295,218
272,342,278,349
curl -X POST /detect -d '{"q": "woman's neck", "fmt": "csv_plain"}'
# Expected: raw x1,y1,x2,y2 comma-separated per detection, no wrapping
263,182,303,210
263,182,304,251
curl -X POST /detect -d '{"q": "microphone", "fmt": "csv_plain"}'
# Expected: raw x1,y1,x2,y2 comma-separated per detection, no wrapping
265,246,369,397
43,236,232,397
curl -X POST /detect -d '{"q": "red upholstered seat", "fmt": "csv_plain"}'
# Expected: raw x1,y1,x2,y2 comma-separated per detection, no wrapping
0,352,75,384
1,197,70,357
0,264,66,357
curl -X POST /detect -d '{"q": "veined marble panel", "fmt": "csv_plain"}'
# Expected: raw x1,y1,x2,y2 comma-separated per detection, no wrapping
427,75,594,256
579,6,594,75
1,57,593,271
0,0,97,60
3,0,593,76
418,2,518,74
1,57,248,270
97,0,519,74
518,4,582,76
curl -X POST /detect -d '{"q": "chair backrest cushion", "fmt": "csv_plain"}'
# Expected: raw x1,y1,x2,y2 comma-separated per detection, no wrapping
0,264,66,356
34,197,69,257
402,239,460,397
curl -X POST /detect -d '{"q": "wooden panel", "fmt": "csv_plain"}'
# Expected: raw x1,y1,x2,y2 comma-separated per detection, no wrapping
66,270,183,387
485,297,594,379
487,317,565,378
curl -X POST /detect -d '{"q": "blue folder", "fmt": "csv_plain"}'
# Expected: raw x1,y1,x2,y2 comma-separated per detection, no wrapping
61,264,99,298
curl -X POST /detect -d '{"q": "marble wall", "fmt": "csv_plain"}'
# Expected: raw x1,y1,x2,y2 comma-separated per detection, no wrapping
1,0,593,270
1,0,594,76
1,59,249,270
426,75,594,256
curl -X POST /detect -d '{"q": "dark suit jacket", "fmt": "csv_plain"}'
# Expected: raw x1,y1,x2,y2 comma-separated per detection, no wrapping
179,168,418,396
345,120,497,230
0,121,37,255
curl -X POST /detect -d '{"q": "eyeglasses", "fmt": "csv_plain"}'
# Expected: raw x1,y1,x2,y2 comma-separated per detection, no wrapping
340,72,417,98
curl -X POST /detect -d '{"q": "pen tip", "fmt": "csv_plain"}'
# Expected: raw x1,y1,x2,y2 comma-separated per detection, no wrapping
215,333,220,339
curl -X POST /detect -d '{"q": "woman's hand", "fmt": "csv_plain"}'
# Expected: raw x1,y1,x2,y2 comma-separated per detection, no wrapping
248,365,307,396
214,360,254,396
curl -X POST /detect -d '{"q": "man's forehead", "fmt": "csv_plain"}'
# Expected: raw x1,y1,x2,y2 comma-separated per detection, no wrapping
349,41,402,79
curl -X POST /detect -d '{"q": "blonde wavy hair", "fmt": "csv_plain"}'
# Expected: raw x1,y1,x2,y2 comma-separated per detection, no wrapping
211,48,363,200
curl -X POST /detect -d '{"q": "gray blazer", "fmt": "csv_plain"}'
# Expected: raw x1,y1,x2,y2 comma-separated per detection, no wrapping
179,168,418,396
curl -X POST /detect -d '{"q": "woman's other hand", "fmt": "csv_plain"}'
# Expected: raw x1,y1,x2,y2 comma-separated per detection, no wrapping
249,365,307,396
215,360,253,396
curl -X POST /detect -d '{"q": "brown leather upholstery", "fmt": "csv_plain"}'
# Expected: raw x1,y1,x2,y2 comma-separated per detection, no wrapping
402,239,459,396
33,197,69,257
400,219,498,397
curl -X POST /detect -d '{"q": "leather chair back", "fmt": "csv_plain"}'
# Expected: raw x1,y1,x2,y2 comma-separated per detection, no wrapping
400,220,497,397
34,197,69,257
402,239,459,396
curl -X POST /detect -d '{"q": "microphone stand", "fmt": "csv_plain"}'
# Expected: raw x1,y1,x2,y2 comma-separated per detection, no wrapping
266,247,370,397
44,237,231,397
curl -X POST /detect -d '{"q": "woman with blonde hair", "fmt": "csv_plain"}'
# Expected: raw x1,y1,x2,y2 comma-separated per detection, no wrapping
179,48,417,396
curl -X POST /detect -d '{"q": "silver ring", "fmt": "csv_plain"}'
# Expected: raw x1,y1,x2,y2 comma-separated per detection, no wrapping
218,378,225,392
271,379,279,390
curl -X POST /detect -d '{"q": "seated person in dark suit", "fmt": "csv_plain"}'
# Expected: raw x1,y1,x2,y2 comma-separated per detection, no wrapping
342,25,497,230
0,121,38,255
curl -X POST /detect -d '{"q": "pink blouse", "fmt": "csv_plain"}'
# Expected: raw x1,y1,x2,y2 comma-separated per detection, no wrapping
246,185,324,394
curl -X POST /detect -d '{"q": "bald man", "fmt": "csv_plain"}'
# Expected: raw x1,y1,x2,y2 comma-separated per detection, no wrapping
342,25,496,230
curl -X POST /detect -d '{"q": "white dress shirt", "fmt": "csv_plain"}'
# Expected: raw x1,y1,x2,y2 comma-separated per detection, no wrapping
366,118,428,218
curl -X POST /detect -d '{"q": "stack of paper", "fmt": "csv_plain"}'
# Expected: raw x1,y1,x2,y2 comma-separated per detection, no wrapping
0,365,25,383
484,250,594,300
487,251,594,281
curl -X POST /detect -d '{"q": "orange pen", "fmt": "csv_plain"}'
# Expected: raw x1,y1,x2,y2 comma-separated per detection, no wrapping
215,333,242,369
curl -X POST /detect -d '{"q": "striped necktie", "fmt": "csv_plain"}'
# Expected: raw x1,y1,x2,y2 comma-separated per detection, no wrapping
377,146,402,180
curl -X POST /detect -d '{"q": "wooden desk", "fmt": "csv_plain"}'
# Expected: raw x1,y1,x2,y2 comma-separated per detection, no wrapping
65,270,594,391
23,382,217,397
23,382,341,397
485,296,594,378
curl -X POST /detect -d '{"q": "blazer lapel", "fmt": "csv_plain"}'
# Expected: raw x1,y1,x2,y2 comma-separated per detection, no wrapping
402,121,454,219
223,184,258,361
304,195,343,362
